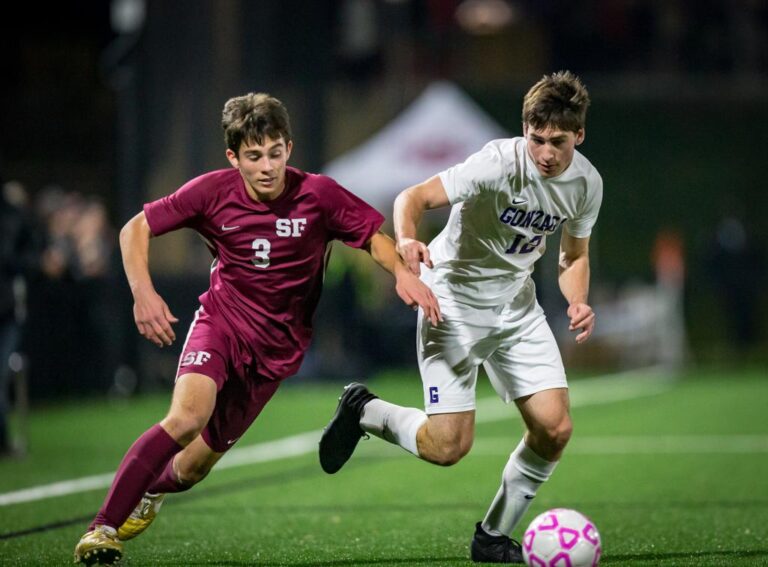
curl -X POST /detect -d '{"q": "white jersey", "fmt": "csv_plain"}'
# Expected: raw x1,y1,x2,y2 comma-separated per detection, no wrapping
426,137,602,307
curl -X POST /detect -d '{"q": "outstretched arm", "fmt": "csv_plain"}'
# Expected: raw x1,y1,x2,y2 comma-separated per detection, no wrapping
558,230,595,344
120,211,179,347
393,175,450,275
365,231,442,326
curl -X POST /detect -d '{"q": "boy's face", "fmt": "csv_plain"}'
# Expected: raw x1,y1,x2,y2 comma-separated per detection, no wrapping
227,135,293,201
524,124,584,178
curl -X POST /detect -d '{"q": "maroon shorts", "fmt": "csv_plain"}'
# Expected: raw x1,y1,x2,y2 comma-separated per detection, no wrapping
176,308,281,453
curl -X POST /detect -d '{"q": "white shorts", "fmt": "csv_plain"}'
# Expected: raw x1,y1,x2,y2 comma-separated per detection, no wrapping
418,279,567,414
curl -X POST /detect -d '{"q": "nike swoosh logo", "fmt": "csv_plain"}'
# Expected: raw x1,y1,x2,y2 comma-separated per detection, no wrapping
512,197,527,205
524,494,535,500
221,225,240,231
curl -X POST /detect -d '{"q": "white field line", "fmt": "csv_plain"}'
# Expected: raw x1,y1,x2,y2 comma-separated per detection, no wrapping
0,431,320,507
0,473,118,507
0,368,672,507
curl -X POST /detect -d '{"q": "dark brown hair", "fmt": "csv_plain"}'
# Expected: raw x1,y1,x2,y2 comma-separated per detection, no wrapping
221,93,292,153
522,71,590,132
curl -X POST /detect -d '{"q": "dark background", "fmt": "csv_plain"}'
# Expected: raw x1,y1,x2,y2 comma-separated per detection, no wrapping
2,0,766,400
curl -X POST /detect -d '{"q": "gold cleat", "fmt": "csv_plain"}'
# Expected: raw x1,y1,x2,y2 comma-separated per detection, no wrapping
73,525,123,565
117,493,165,541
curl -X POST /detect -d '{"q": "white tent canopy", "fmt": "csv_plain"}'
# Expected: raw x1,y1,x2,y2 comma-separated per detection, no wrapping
323,81,508,211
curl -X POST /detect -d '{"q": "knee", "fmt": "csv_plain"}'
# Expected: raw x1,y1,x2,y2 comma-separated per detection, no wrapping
160,414,207,447
548,419,573,452
532,419,573,457
418,412,475,466
431,435,473,467
175,460,212,487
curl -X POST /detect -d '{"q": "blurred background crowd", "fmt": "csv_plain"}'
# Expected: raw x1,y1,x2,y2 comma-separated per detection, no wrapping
1,0,766,455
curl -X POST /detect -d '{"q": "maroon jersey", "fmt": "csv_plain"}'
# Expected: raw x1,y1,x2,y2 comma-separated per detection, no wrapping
143,166,384,380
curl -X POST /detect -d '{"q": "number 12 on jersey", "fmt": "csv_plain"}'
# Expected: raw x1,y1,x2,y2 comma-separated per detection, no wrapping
505,234,543,254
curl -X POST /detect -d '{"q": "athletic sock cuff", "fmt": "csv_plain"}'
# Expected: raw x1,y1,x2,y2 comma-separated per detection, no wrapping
511,438,558,483
404,413,429,457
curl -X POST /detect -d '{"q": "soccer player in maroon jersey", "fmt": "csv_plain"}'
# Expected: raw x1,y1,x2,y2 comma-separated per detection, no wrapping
74,92,442,566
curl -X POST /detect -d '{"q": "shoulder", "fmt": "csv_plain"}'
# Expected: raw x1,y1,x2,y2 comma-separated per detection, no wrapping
479,137,526,179
290,167,331,189
477,137,523,164
292,169,381,224
496,136,526,154
185,168,239,190
288,167,345,193
290,167,360,202
569,151,602,190
566,152,603,215
158,169,240,215
449,137,522,179
176,169,240,199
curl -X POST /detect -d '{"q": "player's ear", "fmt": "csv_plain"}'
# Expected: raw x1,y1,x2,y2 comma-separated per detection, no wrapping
285,140,293,160
522,123,529,136
225,148,239,168
575,128,585,146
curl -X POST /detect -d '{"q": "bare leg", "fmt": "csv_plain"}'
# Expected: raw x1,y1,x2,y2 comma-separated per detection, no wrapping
515,387,572,461
160,373,219,445
173,435,225,486
481,387,572,537
359,398,474,466
90,373,217,529
148,433,224,492
415,411,475,466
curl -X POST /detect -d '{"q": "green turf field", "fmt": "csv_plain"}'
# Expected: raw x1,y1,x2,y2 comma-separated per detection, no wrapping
1,367,766,566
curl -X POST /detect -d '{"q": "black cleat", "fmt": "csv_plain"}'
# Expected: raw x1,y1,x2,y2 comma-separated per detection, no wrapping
319,382,378,474
470,522,524,563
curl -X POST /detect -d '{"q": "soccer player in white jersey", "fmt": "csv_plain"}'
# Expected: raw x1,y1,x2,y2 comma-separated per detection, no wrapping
319,71,602,564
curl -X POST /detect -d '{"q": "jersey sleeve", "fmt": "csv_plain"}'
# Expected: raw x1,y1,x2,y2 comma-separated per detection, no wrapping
437,140,507,204
322,177,385,248
143,174,211,236
566,171,603,238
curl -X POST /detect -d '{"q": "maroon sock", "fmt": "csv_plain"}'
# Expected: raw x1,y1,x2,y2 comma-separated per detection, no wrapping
146,457,193,494
90,424,183,530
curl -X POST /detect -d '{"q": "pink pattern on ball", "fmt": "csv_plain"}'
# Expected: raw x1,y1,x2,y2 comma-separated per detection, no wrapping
524,529,536,552
538,513,559,531
592,546,602,567
549,551,573,567
582,523,599,545
558,527,580,550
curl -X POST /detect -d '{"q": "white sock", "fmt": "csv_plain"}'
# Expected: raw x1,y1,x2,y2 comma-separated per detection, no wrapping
360,399,428,456
481,439,558,536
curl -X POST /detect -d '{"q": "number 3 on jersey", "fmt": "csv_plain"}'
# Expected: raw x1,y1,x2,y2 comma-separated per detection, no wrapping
505,234,542,254
250,219,307,268
252,238,271,268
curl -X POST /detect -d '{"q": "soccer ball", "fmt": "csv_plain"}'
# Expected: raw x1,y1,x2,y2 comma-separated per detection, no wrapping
522,508,602,567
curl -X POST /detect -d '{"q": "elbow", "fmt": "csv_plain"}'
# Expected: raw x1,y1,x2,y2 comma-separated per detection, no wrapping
119,218,137,249
559,251,588,272
558,251,574,272
363,231,383,255
398,182,430,206
119,212,151,249
394,188,413,211
119,221,132,249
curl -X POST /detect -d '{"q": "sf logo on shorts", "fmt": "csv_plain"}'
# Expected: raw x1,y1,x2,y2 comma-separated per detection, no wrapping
181,351,211,367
